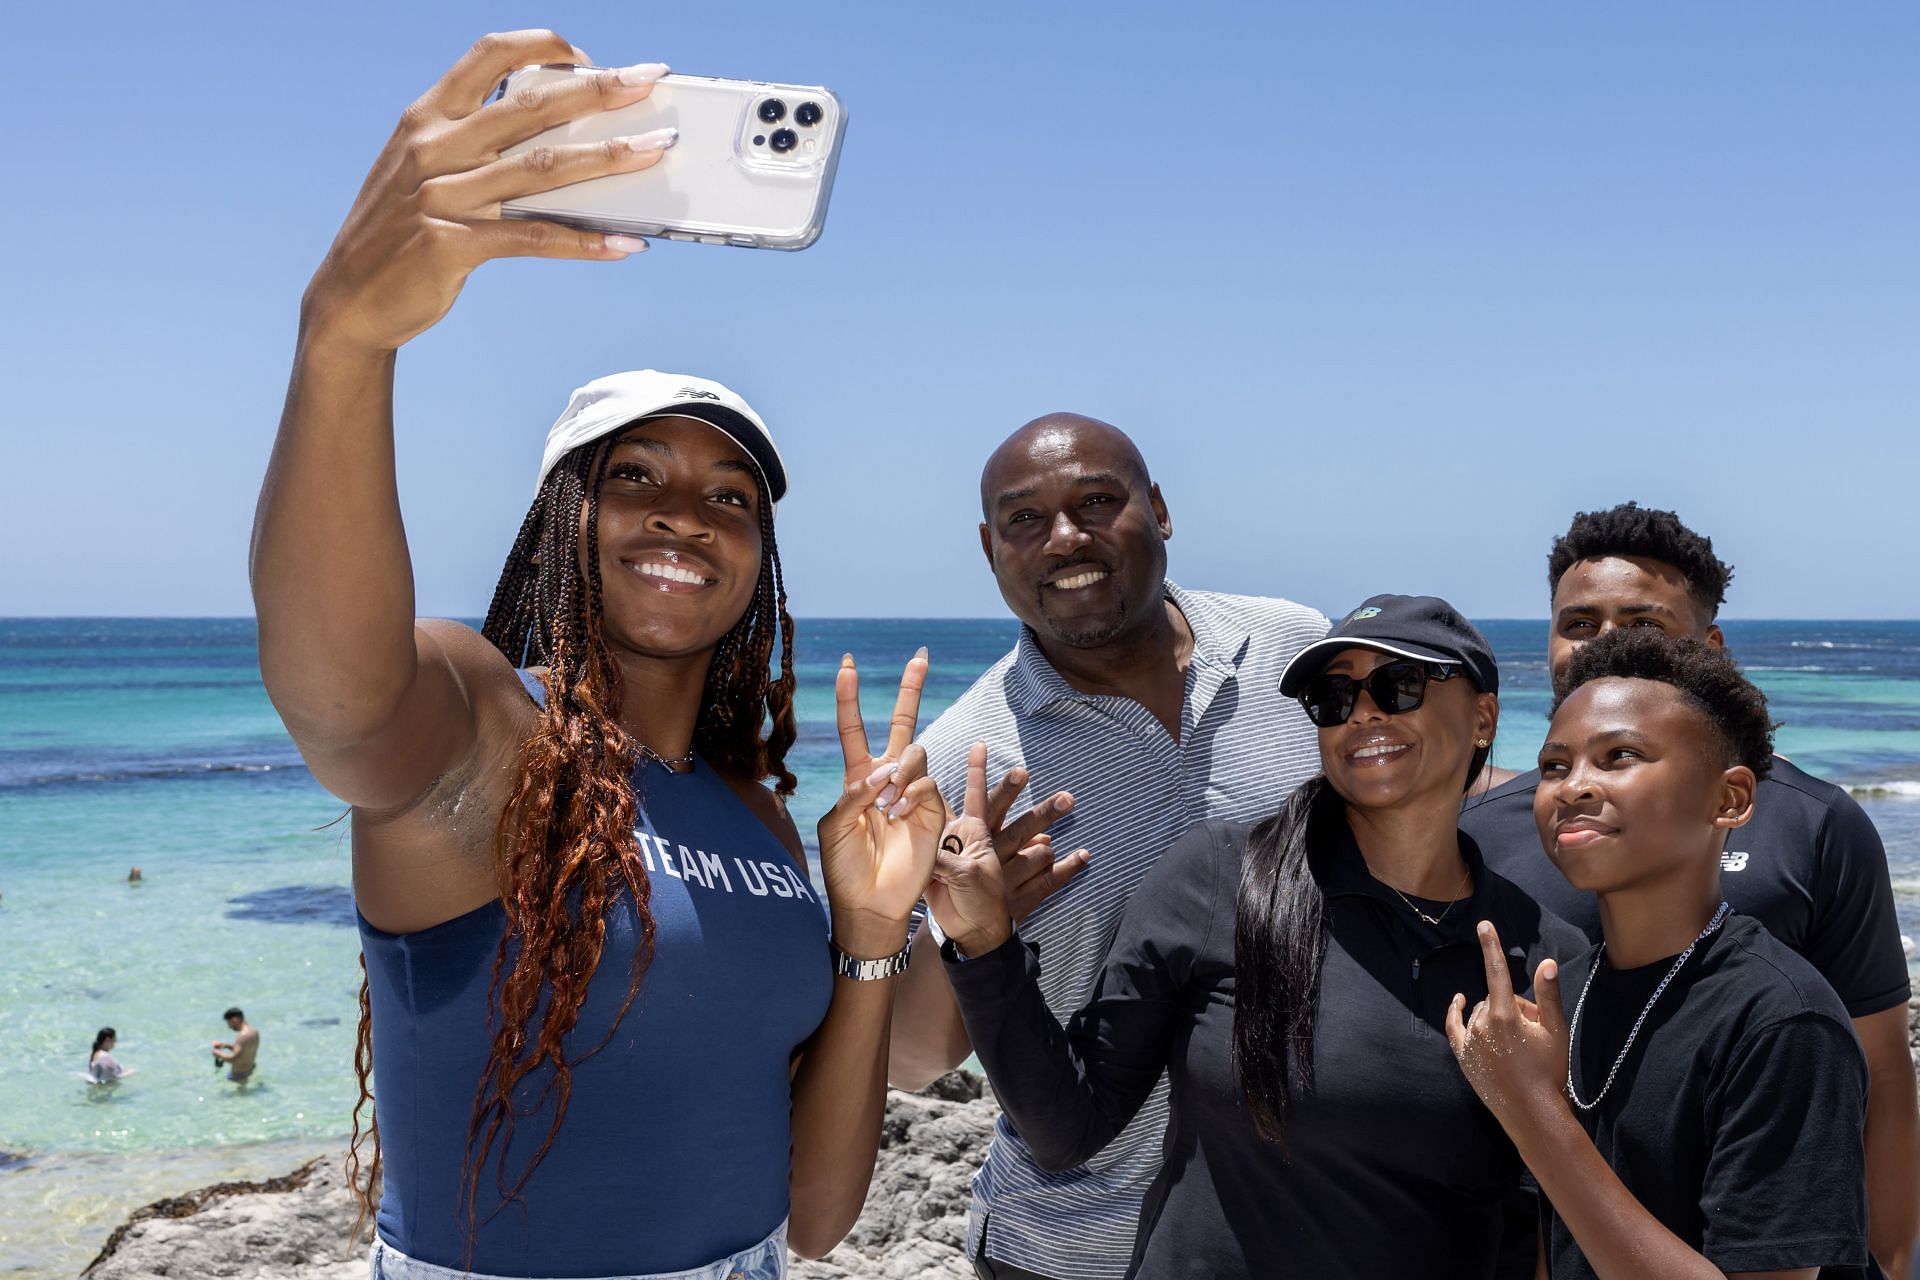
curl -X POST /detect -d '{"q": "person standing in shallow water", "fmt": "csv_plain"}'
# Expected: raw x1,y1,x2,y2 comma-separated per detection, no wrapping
252,29,943,1279
88,1028,131,1085
211,1007,258,1083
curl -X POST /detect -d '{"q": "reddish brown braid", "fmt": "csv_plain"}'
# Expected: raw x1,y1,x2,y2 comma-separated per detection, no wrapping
345,437,798,1250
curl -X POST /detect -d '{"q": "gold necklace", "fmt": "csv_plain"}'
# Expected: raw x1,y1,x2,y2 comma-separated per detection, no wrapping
1379,864,1472,926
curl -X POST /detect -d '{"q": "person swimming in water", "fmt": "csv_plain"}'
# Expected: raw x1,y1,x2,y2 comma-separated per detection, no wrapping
211,1007,259,1082
87,1028,132,1085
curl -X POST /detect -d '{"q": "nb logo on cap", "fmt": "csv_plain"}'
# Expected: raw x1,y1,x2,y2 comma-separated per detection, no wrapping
676,388,722,400
1349,607,1382,621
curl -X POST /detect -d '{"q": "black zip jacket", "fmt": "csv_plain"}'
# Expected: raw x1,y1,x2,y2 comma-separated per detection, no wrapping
947,817,1586,1280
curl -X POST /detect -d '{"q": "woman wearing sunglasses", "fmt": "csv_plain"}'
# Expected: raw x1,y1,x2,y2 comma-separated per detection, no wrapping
927,595,1585,1278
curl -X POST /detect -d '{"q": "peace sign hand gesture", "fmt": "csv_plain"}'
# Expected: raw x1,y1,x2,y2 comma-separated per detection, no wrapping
816,651,943,959
977,767,1090,924
1446,921,1572,1134
925,743,1015,958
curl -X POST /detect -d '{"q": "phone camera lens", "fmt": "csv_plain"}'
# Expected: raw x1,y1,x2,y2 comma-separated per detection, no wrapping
794,101,823,127
757,99,787,123
768,128,798,153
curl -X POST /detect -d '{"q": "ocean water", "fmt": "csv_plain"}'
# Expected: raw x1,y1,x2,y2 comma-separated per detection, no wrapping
2,615,1917,1277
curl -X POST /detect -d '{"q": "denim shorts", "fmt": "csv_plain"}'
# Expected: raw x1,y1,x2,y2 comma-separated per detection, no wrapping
368,1220,788,1280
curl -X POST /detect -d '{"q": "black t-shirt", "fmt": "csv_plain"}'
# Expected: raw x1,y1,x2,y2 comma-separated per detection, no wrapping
1459,756,1911,1017
946,818,1588,1279
1549,915,1871,1279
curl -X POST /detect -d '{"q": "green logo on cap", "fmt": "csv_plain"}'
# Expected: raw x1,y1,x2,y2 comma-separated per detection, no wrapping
1349,607,1382,621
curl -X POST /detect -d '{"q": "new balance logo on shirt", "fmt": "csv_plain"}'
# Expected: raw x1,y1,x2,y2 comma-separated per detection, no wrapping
1722,851,1750,872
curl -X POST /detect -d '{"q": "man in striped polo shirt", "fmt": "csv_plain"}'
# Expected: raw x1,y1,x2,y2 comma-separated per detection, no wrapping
891,413,1327,1280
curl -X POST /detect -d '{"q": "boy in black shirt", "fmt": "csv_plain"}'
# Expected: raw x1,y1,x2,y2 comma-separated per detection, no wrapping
1459,502,1914,1276
1449,630,1871,1280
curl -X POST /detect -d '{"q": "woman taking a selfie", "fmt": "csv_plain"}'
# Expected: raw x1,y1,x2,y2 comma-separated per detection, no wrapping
253,30,940,1280
929,596,1586,1279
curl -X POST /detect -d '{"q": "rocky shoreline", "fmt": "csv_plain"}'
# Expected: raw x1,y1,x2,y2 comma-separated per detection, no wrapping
82,1001,1920,1279
82,1073,997,1280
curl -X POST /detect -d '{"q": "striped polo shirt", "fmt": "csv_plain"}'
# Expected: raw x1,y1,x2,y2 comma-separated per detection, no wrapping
919,582,1327,1280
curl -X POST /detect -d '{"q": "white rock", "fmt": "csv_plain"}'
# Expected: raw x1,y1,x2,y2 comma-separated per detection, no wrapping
88,1076,1000,1280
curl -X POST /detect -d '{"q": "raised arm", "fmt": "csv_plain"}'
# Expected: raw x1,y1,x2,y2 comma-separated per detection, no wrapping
888,765,1087,1090
251,30,671,809
1449,924,1862,1280
935,811,1205,1171
786,654,942,1258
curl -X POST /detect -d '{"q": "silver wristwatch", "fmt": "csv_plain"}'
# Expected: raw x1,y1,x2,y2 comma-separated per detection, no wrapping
829,937,912,981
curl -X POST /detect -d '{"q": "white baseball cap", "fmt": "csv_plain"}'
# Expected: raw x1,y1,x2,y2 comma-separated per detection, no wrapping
536,370,788,502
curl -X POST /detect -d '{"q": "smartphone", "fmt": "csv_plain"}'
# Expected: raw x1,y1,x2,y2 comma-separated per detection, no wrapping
496,66,846,251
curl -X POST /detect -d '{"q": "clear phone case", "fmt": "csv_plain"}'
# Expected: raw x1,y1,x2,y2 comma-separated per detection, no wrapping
496,67,846,251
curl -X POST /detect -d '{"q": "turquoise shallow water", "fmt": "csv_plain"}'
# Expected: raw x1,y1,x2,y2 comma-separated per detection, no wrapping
1,615,1916,1276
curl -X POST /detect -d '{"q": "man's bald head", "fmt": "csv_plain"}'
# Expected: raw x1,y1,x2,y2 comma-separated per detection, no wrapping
976,412,1172,651
980,414,1152,519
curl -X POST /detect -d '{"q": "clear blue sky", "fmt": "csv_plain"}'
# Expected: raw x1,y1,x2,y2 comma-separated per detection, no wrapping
2,3,1914,620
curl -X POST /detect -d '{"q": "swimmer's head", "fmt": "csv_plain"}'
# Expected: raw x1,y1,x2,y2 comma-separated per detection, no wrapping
223,1007,244,1030
92,1027,115,1055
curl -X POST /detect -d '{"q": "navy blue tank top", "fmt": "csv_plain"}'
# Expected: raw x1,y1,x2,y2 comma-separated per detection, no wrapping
359,675,832,1276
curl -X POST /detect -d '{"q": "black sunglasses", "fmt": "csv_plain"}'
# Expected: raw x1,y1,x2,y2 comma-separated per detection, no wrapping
1297,659,1463,728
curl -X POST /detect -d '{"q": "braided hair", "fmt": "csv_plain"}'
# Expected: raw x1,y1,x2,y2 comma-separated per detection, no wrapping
346,433,798,1250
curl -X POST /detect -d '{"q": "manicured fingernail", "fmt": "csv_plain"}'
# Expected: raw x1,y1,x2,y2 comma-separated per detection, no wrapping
603,235,648,254
841,653,855,669
1543,961,1557,979
618,62,670,86
1055,795,1073,812
625,128,677,153
887,800,911,820
913,646,928,662
865,761,897,788
875,784,900,810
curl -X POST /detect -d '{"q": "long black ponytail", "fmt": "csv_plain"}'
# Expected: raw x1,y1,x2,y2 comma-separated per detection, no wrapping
1232,775,1341,1145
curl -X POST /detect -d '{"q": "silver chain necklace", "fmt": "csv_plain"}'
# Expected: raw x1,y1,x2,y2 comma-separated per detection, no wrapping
637,743,695,772
1566,901,1730,1111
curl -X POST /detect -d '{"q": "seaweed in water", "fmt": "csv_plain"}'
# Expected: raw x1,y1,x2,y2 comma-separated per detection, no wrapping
224,884,355,927
83,1159,320,1273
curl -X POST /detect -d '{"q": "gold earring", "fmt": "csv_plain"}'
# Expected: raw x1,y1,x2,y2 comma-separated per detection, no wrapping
1475,738,1491,748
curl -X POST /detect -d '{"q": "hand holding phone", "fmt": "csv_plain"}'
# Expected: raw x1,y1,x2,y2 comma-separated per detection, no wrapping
497,68,847,250
301,30,669,356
